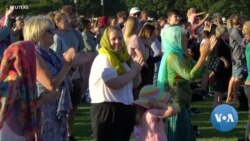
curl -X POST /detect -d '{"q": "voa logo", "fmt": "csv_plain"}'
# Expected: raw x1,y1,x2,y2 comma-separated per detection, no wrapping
211,104,238,132
214,113,234,122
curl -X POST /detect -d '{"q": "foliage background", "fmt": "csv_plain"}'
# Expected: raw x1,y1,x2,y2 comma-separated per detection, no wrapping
0,0,249,20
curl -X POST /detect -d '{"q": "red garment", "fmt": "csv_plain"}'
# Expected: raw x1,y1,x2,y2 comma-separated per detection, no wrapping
0,41,38,141
99,16,108,28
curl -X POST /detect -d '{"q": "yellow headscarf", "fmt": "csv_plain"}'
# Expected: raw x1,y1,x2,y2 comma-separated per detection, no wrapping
98,26,131,75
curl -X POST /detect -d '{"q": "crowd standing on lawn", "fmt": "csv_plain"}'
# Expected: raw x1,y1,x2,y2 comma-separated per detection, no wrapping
0,3,250,141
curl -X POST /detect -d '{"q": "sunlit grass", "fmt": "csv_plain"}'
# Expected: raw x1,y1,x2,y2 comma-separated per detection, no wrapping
73,97,248,141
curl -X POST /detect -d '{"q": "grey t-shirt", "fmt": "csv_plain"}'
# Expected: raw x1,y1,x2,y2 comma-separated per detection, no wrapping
52,28,85,80
229,27,243,62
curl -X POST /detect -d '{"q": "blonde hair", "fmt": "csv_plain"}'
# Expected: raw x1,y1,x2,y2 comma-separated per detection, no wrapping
187,7,196,18
215,25,227,38
139,24,155,39
226,16,233,32
106,26,122,37
242,21,250,36
48,12,67,28
23,15,54,42
123,16,139,44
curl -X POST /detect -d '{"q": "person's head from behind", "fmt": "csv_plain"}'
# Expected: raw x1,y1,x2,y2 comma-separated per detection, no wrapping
108,16,117,26
78,17,91,32
202,30,210,39
212,12,222,26
167,9,181,25
179,18,189,30
231,14,242,27
139,23,156,45
23,15,55,47
60,5,77,28
158,16,167,29
48,12,70,30
152,21,161,37
140,10,148,22
129,7,141,18
123,16,139,42
242,21,250,42
117,11,127,25
101,26,124,52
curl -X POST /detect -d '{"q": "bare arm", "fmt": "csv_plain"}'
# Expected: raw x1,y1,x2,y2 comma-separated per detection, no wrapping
196,11,206,16
192,40,210,70
105,57,144,89
192,13,209,31
36,54,72,91
105,69,139,89
149,106,176,118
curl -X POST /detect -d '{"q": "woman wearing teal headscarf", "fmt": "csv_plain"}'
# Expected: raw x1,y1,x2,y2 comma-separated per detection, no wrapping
157,9,211,141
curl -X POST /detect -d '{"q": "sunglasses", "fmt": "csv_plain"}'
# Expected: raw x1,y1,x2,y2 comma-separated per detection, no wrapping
47,27,56,35
133,12,141,17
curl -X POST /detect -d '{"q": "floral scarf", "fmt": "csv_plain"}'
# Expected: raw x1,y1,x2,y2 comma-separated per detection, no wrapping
35,46,72,119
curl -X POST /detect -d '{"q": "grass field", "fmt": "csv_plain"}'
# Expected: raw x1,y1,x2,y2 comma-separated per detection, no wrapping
73,96,248,141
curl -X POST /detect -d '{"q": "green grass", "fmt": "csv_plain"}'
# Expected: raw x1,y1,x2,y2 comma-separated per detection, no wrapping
191,97,248,141
73,97,248,141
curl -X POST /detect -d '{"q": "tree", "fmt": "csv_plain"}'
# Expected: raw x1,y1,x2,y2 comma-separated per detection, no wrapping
0,0,249,19
125,0,169,18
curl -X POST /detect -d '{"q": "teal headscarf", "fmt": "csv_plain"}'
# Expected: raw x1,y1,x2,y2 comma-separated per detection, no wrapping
157,25,184,93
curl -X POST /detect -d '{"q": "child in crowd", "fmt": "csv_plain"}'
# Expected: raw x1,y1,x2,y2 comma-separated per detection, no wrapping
133,85,176,141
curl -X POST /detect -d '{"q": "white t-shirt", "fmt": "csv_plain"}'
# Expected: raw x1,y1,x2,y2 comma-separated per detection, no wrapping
89,54,134,105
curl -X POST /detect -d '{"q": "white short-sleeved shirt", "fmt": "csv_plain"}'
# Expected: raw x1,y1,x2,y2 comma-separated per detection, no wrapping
89,54,134,105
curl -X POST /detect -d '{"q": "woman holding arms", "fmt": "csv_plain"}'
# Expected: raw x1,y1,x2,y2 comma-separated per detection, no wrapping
23,15,80,141
158,9,211,141
123,16,148,61
89,26,144,141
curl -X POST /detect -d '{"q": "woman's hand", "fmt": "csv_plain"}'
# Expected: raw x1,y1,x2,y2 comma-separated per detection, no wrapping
131,56,144,73
5,6,14,18
63,48,76,64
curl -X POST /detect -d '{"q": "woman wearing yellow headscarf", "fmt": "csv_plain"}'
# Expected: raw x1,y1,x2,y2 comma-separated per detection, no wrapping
89,26,144,141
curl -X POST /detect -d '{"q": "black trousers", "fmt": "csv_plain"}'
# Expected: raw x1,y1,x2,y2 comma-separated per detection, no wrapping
91,102,135,141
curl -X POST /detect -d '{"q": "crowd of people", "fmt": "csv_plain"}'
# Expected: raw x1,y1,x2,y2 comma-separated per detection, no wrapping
0,4,250,141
